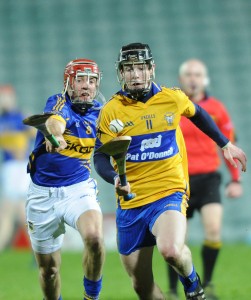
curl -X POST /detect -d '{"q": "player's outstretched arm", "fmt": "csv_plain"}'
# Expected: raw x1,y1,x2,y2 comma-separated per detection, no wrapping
45,116,67,152
222,141,247,172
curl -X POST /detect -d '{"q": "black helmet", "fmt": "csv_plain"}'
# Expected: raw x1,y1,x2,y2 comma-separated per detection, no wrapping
116,43,155,99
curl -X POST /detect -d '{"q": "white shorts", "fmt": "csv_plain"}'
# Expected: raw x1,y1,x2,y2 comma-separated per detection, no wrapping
26,178,101,254
0,160,30,201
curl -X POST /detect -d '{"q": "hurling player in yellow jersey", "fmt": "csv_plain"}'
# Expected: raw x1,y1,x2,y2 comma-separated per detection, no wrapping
94,43,246,300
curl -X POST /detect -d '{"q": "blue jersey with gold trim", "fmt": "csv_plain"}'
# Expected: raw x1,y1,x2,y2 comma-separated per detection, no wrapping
97,83,196,209
28,93,101,187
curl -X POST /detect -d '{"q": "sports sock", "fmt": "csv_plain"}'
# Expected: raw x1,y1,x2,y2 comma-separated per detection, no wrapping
43,296,62,300
83,276,102,300
167,264,179,293
202,240,221,286
178,265,198,293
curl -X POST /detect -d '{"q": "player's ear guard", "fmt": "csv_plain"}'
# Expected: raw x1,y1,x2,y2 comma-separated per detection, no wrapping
203,76,210,87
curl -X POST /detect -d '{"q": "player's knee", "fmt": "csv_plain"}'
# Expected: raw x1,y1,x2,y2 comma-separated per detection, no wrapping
206,227,221,241
158,244,182,265
84,234,104,254
40,266,59,282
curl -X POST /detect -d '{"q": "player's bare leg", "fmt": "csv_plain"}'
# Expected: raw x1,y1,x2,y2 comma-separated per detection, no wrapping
152,210,205,299
153,210,192,276
77,210,105,299
34,250,62,300
120,246,166,300
0,199,27,251
0,200,16,251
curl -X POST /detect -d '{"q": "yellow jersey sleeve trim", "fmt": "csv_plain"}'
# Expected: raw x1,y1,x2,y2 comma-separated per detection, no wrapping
53,95,66,111
174,89,196,117
50,115,67,126
97,105,117,144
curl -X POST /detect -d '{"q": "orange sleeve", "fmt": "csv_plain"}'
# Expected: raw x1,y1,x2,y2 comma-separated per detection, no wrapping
216,102,235,142
217,102,240,181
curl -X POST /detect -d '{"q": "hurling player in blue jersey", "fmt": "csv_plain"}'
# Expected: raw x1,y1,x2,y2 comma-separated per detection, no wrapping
94,43,247,300
0,85,33,251
26,59,105,300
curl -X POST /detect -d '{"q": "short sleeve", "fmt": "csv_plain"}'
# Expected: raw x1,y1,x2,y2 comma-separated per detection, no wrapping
44,94,70,123
96,106,116,144
175,89,196,118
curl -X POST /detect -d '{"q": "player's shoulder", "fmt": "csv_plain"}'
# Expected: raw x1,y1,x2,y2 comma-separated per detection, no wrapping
161,85,181,91
46,93,66,104
206,96,227,110
102,92,125,109
8,109,24,118
207,95,221,103
45,93,70,118
170,86,182,91
161,86,188,99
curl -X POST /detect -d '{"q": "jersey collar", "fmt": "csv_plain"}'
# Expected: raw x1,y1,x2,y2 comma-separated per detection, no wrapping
119,82,162,103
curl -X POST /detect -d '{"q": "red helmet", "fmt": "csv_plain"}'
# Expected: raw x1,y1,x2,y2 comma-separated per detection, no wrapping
63,58,101,95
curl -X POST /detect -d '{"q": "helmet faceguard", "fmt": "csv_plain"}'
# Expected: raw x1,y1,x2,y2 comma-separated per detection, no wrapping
63,59,102,113
115,43,155,99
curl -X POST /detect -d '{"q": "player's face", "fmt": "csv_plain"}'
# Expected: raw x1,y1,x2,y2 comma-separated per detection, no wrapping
179,61,208,97
70,75,98,102
122,63,152,91
0,89,16,112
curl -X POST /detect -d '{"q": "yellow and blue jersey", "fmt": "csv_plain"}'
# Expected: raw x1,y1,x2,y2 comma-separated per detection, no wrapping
0,110,31,161
96,83,196,209
28,93,102,187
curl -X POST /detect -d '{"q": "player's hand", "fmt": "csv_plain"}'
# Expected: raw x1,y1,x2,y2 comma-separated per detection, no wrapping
222,142,247,172
45,136,67,153
114,176,131,196
225,181,243,198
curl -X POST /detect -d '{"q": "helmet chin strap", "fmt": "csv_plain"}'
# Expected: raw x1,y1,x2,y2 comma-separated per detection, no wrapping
125,83,151,100
71,101,94,115
70,90,95,115
123,73,152,100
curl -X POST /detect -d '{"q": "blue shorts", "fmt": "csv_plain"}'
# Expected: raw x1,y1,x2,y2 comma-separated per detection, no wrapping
116,192,188,255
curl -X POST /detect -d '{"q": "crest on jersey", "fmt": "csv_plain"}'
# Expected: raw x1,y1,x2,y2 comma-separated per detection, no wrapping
164,112,175,126
83,120,92,134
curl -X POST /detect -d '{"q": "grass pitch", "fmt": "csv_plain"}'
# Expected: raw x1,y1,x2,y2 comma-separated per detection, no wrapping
0,244,250,299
